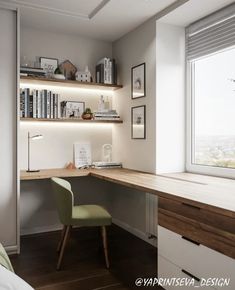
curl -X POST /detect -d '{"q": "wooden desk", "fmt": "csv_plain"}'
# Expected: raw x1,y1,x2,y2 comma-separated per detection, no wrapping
21,168,235,260
21,168,235,217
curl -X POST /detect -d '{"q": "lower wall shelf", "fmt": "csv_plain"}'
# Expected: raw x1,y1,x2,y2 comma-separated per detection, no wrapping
20,117,123,124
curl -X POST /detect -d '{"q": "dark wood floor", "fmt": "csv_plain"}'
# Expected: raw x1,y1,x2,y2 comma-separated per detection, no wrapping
10,225,157,290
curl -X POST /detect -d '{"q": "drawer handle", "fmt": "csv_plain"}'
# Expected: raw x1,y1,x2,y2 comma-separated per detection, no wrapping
181,236,200,246
182,202,200,210
181,269,200,282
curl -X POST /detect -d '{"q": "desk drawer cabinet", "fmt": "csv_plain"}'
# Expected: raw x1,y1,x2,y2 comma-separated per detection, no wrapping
158,196,235,290
158,226,235,290
158,255,215,290
158,197,235,259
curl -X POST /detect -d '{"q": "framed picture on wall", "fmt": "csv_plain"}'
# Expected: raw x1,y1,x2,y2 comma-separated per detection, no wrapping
131,105,146,139
131,63,146,99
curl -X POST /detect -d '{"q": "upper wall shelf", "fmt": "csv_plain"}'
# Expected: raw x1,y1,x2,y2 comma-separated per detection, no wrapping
20,76,123,91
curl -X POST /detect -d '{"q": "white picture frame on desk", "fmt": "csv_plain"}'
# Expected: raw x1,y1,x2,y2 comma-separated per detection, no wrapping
74,142,91,168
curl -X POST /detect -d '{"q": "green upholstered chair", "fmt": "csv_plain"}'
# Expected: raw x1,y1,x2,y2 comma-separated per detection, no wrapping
51,177,112,270
0,243,14,272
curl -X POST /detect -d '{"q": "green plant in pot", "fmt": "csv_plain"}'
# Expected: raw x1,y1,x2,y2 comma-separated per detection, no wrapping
82,108,93,120
54,67,65,80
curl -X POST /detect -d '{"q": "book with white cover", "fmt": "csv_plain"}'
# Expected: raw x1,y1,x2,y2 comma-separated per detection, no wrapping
74,142,92,168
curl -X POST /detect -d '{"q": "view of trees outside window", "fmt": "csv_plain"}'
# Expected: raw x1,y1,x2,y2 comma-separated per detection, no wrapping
193,47,235,169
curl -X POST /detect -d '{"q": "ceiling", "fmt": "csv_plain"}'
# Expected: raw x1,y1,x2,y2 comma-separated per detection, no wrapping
3,0,234,41
5,0,176,41
159,0,235,27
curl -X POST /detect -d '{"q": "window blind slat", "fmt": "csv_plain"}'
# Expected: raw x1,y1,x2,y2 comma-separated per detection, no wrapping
186,3,235,60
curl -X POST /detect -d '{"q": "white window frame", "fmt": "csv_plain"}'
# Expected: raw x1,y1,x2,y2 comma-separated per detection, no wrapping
186,51,235,179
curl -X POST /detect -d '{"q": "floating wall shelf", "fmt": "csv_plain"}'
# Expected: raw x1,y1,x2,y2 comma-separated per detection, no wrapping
20,118,123,124
20,76,123,91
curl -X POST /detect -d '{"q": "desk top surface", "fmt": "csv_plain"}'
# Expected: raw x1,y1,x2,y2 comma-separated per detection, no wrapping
20,168,235,217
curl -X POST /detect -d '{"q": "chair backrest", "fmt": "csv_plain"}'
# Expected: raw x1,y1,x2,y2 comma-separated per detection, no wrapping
51,177,74,225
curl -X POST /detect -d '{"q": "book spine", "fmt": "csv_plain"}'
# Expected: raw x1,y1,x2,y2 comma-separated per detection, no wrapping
47,91,50,119
50,92,54,119
41,90,45,118
113,59,117,85
20,89,24,118
38,91,42,118
55,94,59,118
29,94,33,118
104,58,109,84
24,88,30,118
33,90,37,118
35,90,39,118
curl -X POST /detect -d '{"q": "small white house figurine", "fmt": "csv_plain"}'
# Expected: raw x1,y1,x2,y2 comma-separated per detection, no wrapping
76,66,92,82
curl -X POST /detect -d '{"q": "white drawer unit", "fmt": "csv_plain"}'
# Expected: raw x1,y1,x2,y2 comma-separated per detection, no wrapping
158,226,235,290
158,255,215,290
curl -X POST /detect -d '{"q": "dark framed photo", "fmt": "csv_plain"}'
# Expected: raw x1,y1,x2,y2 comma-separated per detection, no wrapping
131,105,146,139
40,57,59,76
131,63,146,99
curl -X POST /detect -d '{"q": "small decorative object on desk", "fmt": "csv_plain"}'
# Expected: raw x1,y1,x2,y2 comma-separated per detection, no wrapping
74,142,92,168
59,60,77,80
102,144,112,162
40,57,59,78
82,108,93,120
131,63,146,99
65,162,76,169
61,101,85,118
131,105,146,139
76,66,92,82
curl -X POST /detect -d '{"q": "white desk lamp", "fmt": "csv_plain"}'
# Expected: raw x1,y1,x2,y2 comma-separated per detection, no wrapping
27,132,43,172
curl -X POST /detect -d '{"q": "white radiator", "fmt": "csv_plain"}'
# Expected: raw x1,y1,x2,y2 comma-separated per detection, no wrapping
146,193,158,239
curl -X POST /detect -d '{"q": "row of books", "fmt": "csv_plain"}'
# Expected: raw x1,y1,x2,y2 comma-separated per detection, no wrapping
20,88,59,119
93,109,120,121
95,58,117,85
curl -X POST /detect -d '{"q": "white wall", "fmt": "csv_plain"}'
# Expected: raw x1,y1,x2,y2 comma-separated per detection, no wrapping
21,26,112,78
112,18,157,173
107,18,157,242
156,22,185,173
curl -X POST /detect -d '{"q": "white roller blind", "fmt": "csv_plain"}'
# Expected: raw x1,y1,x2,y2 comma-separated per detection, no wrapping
186,3,235,60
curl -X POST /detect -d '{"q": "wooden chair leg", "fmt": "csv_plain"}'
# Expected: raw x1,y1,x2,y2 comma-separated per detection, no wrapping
101,226,110,268
57,225,71,270
57,225,66,253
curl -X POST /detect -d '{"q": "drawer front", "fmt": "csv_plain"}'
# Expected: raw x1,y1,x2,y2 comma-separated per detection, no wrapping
158,255,215,290
158,196,235,234
158,226,235,290
158,208,235,259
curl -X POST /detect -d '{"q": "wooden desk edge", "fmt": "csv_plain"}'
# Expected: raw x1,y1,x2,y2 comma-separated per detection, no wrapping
20,168,235,218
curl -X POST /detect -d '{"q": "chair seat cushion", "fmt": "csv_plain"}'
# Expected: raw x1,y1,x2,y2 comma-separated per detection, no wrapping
71,205,112,227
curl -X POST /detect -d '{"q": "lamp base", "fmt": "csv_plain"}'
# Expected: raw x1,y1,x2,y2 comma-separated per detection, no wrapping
26,169,40,173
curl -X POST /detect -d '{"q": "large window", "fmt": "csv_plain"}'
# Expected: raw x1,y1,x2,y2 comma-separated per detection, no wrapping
186,5,235,178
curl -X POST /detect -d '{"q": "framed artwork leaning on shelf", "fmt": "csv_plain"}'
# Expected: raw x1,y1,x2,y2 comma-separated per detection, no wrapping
40,57,58,77
131,105,146,139
61,101,85,119
131,63,146,99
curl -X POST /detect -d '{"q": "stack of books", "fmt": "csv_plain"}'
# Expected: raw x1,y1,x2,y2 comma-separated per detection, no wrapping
20,66,46,77
20,88,59,119
95,58,117,84
92,162,122,169
93,110,120,121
